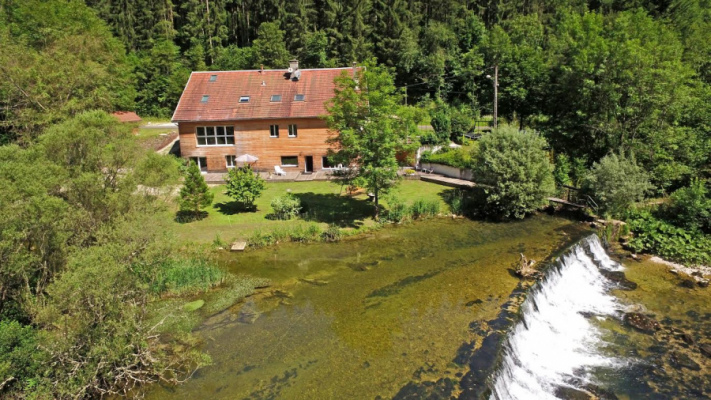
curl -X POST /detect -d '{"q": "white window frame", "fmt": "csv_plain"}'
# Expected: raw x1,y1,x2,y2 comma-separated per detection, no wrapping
294,94,305,101
270,124,279,138
270,95,282,102
190,157,208,173
225,155,236,168
280,156,298,167
288,124,297,138
239,96,250,103
196,126,235,147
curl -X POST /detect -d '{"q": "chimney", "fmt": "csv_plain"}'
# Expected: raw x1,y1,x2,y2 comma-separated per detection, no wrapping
352,61,357,78
289,59,299,71
260,64,264,74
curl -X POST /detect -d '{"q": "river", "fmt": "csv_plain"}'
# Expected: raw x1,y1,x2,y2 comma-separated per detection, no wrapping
147,216,710,399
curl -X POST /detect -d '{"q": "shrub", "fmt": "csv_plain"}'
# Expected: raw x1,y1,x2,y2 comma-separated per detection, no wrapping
428,102,452,145
583,153,652,218
321,224,342,242
270,194,302,220
664,178,711,234
0,321,42,393
450,106,476,143
420,146,475,169
626,209,711,265
178,161,214,216
474,127,555,219
225,165,266,210
410,199,440,219
384,196,412,223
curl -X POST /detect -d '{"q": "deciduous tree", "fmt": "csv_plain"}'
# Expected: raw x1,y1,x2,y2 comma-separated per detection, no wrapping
325,62,419,219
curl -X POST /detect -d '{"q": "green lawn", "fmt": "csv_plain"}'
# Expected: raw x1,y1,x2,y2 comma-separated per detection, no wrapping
170,179,451,243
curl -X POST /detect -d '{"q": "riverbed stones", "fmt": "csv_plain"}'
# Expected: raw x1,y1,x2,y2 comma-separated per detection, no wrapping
680,278,697,289
623,312,661,334
554,386,595,400
670,351,701,371
600,270,638,290
699,343,711,358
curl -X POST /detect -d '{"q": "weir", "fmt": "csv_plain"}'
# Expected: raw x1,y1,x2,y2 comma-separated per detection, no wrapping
489,235,623,400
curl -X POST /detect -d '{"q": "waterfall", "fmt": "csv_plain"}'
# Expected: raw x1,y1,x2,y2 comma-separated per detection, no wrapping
489,235,623,400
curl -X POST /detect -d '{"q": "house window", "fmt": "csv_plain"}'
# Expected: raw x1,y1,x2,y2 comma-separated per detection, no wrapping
288,124,297,138
322,156,334,169
209,74,217,82
270,95,282,102
201,95,209,103
196,126,235,146
226,155,236,168
189,157,208,173
294,94,305,101
239,96,250,103
270,124,279,138
281,156,298,167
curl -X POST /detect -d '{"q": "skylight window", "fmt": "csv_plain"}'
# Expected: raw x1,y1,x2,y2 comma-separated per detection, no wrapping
294,94,305,101
270,95,282,102
209,74,217,82
239,96,250,103
201,95,209,103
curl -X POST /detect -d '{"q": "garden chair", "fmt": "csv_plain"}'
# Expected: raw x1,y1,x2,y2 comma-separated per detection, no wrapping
274,166,287,176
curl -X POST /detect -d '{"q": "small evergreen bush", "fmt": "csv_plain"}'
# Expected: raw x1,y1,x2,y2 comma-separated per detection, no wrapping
178,161,214,218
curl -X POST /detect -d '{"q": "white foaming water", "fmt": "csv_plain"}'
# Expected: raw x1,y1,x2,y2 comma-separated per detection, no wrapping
490,235,622,400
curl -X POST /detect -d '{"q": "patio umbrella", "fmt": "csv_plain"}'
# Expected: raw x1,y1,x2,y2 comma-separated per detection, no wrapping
235,154,259,164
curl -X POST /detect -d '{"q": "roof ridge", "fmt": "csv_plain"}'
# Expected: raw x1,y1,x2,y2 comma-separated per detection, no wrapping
191,67,356,74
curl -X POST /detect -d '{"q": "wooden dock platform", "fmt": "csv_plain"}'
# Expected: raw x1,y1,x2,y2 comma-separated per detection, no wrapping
420,174,477,189
547,197,586,208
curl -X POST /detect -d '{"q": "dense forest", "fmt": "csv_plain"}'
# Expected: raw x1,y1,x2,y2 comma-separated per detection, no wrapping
1,0,710,398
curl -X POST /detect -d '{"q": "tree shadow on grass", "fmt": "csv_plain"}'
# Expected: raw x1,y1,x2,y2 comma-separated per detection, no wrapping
214,201,257,215
175,210,209,223
293,192,374,228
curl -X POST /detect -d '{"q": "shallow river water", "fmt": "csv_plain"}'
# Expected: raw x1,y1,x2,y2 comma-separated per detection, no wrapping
147,216,710,399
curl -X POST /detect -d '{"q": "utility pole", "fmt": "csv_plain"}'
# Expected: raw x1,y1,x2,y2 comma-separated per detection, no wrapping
493,64,498,129
487,65,499,129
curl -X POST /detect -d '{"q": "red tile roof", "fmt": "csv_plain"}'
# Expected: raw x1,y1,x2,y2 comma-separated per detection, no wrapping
112,111,142,123
172,67,357,123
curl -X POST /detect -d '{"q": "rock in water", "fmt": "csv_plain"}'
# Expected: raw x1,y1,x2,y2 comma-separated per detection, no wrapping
699,344,711,358
554,386,594,400
599,270,638,290
680,278,696,289
670,351,701,371
623,312,661,334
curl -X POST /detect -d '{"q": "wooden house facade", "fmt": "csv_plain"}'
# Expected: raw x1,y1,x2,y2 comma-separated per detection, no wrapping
172,61,355,173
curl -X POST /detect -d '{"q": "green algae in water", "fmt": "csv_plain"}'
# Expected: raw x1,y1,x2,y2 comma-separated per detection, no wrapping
183,299,205,311
146,216,589,400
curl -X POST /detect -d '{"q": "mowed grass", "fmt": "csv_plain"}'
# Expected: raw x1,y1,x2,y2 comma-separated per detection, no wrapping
170,179,451,243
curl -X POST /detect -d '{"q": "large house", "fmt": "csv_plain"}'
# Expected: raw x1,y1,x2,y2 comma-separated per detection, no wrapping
172,60,355,174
